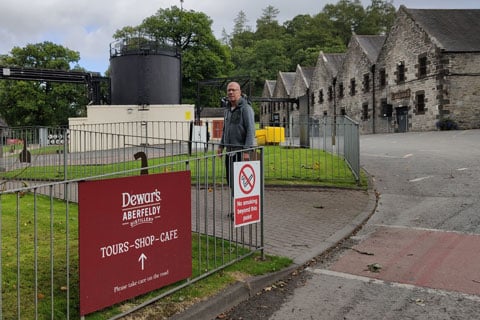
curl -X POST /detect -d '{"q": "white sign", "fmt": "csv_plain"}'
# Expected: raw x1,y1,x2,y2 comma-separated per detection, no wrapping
233,161,261,227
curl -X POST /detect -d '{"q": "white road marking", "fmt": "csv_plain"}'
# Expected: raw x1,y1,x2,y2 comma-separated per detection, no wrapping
307,268,480,302
409,176,432,182
362,153,402,159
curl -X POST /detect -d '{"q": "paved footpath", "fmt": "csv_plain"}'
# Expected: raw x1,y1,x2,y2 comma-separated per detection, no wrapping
172,186,377,320
263,187,373,264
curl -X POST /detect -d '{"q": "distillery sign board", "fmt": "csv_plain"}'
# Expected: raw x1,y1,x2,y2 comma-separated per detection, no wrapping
78,171,191,315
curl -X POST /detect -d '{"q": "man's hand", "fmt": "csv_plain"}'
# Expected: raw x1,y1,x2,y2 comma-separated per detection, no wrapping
242,152,250,161
216,147,223,157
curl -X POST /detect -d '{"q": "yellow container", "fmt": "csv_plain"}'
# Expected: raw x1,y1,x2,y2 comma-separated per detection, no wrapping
255,129,267,145
265,126,285,144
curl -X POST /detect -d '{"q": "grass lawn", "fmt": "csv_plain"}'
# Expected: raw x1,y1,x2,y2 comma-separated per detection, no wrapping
1,193,291,319
0,145,365,189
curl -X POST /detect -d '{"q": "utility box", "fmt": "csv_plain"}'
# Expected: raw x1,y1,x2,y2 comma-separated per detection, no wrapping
256,129,267,145
265,126,285,144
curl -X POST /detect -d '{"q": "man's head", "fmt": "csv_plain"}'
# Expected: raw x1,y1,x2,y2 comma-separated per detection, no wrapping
227,82,242,106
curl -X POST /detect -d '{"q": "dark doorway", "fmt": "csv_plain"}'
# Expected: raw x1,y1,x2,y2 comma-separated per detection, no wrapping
396,106,409,132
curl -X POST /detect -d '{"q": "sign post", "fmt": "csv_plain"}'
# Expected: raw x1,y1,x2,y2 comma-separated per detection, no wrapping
233,161,261,227
78,171,191,315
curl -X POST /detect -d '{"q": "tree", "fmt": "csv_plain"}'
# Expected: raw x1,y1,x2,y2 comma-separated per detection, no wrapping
360,0,396,35
322,0,366,46
284,13,346,68
255,6,284,40
233,10,251,35
0,42,88,127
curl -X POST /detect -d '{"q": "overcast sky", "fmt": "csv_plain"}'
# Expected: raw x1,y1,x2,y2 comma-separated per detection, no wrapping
0,0,477,74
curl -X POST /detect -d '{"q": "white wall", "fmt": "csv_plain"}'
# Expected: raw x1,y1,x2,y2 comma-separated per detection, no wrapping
68,104,194,152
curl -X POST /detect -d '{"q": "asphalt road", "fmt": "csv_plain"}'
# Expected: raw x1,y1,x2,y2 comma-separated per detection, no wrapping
223,129,480,320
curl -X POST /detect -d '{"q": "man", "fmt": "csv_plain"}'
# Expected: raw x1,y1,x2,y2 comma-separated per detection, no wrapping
217,81,256,189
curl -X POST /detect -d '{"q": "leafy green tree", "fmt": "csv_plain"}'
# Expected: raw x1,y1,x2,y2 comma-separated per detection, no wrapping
360,0,396,35
255,6,285,40
227,0,394,92
0,42,88,127
322,0,367,46
233,10,251,35
284,13,346,68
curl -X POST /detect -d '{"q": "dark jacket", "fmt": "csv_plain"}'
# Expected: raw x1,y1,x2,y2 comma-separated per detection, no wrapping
220,96,256,150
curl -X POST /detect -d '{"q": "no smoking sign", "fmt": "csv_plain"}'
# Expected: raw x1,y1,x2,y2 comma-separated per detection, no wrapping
239,163,255,194
233,161,261,227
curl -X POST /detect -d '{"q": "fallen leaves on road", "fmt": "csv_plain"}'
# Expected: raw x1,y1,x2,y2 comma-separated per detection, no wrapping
366,263,382,273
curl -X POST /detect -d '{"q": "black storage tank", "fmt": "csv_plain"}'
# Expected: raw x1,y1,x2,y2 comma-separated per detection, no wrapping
109,41,181,105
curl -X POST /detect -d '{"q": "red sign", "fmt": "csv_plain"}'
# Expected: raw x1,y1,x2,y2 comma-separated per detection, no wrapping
234,195,260,226
233,161,261,227
78,171,191,315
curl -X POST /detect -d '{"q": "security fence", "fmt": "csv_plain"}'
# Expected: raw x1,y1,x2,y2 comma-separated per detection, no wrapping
259,115,360,184
0,148,264,319
0,117,359,319
0,116,359,186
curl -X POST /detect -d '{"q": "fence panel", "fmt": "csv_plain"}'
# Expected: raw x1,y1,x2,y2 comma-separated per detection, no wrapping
0,148,264,319
0,117,359,318
0,118,359,185
259,115,360,184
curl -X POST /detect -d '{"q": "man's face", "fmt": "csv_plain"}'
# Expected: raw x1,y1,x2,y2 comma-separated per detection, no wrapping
227,83,241,104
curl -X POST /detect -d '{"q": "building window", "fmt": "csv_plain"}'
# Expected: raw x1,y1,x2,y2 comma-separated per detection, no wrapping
328,86,333,101
362,103,369,120
350,79,356,96
418,55,427,78
311,92,315,105
416,92,426,114
380,68,386,87
339,82,344,98
319,90,324,104
363,74,370,92
381,99,392,118
397,62,405,84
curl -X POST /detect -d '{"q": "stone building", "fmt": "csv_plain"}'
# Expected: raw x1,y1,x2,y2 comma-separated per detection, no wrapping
271,71,296,127
310,52,345,119
336,35,385,134
259,80,276,126
261,6,480,134
373,6,480,132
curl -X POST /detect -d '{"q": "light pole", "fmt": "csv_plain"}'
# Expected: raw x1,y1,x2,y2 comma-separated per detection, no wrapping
332,77,337,147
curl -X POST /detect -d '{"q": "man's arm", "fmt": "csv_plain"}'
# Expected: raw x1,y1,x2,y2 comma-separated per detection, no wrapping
243,105,256,148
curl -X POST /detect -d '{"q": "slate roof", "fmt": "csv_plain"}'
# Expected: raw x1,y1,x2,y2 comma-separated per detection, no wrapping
322,53,346,77
265,80,276,97
279,72,296,96
355,35,386,62
403,6,480,52
297,66,315,87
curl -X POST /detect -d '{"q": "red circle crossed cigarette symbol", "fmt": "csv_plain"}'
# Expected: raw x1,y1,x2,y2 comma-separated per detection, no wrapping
238,164,256,194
